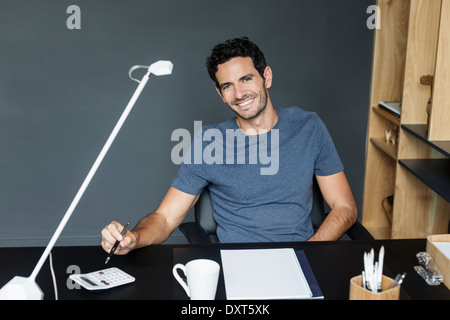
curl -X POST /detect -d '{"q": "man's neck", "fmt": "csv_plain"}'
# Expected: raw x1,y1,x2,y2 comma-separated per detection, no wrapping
236,102,278,135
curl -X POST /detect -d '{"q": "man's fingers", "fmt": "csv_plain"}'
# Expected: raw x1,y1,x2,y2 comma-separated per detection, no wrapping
101,221,123,253
108,221,125,241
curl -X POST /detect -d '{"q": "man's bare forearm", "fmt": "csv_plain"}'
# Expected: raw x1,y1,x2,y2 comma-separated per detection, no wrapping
308,203,357,241
132,211,174,248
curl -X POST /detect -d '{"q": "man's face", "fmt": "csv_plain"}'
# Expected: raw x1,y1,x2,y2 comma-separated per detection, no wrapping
215,57,272,120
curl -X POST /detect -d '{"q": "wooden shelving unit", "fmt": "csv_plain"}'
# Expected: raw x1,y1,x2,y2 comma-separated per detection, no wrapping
362,0,450,239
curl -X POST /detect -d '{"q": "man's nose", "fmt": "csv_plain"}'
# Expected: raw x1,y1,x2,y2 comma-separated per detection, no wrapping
234,84,247,100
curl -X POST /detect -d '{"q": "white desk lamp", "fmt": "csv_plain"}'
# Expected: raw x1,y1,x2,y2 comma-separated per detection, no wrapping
0,60,173,300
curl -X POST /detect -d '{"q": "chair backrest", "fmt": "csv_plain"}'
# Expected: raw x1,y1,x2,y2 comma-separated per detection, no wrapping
194,188,219,243
194,177,326,243
309,177,326,230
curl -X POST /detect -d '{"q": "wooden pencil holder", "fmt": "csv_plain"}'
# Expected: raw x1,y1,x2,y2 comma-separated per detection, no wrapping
349,275,400,300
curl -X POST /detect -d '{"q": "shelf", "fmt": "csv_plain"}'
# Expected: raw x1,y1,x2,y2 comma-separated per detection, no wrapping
372,107,400,126
401,124,450,158
370,137,398,160
398,159,450,202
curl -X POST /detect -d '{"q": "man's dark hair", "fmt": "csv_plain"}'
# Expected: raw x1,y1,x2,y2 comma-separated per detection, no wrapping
206,37,267,88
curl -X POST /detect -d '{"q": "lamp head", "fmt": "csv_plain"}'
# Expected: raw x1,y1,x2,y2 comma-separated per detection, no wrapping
149,60,173,76
0,276,43,300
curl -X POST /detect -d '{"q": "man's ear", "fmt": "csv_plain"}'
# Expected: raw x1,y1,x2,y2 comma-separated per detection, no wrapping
264,66,273,89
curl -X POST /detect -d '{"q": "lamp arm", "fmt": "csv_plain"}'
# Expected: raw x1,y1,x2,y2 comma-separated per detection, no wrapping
29,68,152,281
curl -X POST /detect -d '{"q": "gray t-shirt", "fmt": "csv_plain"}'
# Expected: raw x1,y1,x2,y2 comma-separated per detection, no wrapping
172,106,343,242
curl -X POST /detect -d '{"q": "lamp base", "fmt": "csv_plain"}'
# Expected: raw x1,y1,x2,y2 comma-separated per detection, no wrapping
0,276,43,300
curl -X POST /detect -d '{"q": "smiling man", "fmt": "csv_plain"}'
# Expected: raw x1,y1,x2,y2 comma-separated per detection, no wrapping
101,37,357,253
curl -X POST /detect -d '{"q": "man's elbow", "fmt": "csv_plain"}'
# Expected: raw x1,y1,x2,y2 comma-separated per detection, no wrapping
346,202,358,226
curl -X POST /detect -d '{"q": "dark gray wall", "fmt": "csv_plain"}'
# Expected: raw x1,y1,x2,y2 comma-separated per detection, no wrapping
0,0,374,246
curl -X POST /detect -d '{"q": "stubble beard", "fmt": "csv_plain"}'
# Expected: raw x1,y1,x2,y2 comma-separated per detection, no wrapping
229,86,268,121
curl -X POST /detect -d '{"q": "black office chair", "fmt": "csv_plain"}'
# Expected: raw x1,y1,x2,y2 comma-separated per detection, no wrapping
179,178,374,244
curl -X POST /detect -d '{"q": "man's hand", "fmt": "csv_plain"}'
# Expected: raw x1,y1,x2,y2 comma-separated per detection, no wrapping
101,221,138,255
100,187,200,253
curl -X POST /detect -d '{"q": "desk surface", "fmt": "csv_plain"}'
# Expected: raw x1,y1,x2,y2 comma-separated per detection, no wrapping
1,239,448,300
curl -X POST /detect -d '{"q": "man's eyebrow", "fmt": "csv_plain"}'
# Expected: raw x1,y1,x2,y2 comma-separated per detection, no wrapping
240,73,255,81
219,81,231,90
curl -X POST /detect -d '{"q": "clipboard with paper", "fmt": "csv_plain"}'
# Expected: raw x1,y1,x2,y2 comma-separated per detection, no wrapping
220,248,323,300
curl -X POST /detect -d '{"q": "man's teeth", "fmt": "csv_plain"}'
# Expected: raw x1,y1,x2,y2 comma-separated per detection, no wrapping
238,98,254,107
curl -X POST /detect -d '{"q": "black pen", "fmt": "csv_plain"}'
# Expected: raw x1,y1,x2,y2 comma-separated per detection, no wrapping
105,223,129,264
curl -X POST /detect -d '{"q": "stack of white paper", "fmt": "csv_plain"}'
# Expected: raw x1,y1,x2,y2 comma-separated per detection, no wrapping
220,248,312,300
433,242,450,260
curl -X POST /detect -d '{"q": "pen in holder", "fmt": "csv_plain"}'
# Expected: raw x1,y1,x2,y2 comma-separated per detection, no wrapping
350,246,402,300
349,275,400,300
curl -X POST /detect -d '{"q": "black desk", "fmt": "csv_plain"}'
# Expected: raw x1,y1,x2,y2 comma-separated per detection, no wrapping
1,239,448,300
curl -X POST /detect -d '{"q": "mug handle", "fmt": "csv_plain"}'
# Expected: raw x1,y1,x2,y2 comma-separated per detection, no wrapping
173,264,190,297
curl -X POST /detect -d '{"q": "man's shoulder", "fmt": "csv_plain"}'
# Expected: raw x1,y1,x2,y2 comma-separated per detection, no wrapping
278,106,320,126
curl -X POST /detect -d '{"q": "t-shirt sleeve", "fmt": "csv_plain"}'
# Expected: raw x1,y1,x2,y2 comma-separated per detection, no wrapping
313,115,344,176
171,127,208,195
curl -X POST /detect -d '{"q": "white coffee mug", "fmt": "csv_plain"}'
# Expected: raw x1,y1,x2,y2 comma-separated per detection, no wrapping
173,259,220,300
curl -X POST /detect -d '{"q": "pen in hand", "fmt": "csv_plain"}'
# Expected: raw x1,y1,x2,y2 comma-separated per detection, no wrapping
105,223,129,264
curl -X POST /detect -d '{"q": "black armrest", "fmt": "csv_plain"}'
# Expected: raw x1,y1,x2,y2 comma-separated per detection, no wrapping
178,222,212,244
345,221,374,241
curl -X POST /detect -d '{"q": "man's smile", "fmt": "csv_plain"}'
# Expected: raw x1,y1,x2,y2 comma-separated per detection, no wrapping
235,97,255,108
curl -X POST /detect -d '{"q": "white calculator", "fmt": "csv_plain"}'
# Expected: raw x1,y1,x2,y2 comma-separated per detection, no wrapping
69,267,135,291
